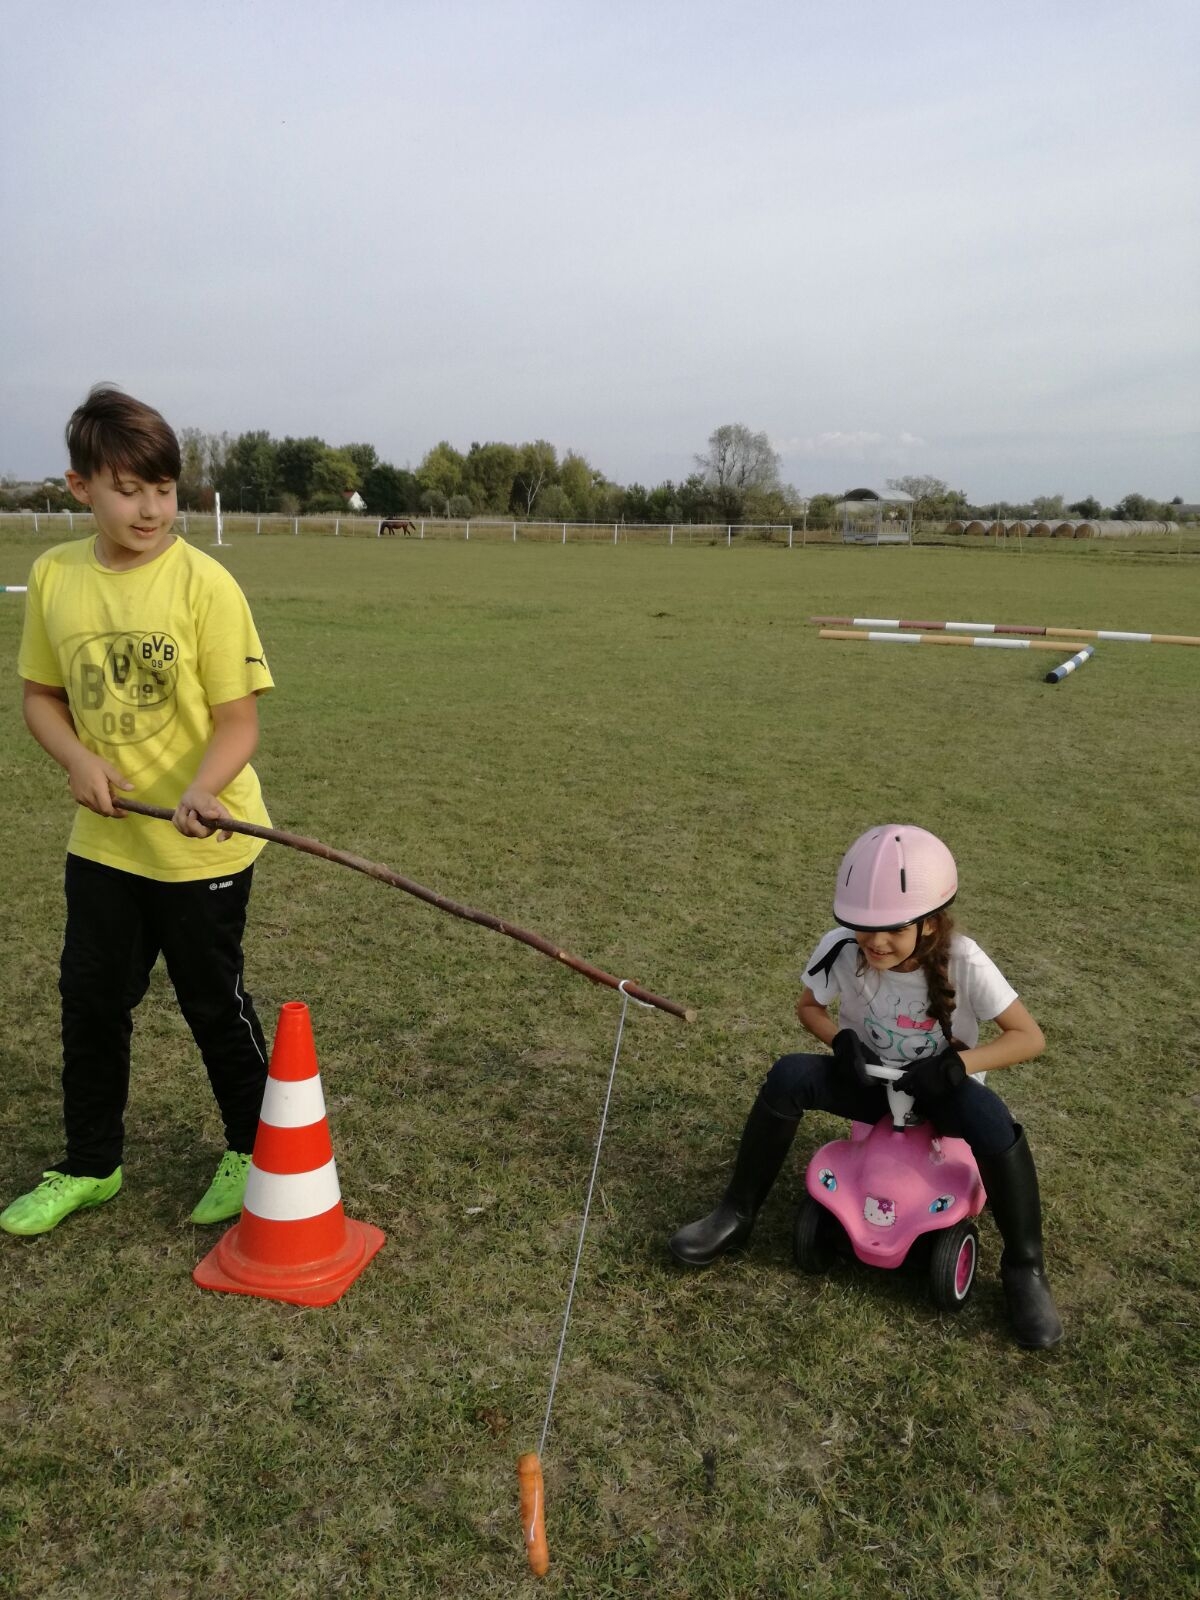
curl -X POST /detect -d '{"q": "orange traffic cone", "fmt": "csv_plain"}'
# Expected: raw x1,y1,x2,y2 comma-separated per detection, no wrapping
193,1000,385,1306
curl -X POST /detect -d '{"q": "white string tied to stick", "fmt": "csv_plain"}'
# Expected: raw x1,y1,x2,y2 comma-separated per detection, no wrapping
537,982,650,1457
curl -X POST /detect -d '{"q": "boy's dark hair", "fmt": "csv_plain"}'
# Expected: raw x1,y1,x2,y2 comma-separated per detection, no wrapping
66,384,181,483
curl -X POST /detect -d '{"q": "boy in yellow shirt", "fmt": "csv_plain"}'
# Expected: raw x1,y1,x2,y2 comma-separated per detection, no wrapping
2,385,275,1236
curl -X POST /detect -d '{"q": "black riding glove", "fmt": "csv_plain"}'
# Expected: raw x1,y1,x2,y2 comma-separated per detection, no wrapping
896,1046,967,1101
831,1028,882,1088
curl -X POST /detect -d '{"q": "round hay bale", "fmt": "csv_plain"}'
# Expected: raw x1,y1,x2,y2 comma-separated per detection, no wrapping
1007,521,1030,536
964,520,987,536
1090,520,1180,537
987,520,1006,536
1030,522,1052,537
1052,522,1077,538
1074,522,1097,538
945,520,965,534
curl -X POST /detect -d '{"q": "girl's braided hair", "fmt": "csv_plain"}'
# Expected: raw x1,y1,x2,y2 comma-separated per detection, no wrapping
913,911,958,1047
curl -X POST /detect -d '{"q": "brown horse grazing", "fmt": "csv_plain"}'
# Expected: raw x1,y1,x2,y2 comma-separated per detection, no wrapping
378,518,416,537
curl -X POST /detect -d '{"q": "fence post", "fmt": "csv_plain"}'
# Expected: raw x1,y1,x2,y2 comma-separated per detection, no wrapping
335,518,340,537
67,510,74,531
787,524,793,549
293,517,299,536
562,523,566,545
465,521,470,542
181,512,188,534
669,524,674,546
727,525,732,547
419,521,425,539
257,516,262,536
512,522,517,542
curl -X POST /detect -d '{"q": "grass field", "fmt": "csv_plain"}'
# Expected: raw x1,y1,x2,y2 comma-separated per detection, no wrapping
1,530,1197,1598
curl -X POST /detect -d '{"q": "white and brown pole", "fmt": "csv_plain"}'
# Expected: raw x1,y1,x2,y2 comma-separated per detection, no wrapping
817,629,1083,653
811,616,1200,646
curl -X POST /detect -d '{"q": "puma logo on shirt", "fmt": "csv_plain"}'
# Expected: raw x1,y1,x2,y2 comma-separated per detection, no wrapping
245,654,267,667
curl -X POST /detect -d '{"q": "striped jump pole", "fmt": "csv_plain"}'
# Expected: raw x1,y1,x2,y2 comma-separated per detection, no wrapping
1045,644,1095,684
818,629,1083,652
810,615,1200,646
1,585,28,594
1046,627,1199,646
812,616,1046,635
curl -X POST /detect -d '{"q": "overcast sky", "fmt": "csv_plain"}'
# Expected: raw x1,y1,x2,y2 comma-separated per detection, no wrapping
2,0,1196,502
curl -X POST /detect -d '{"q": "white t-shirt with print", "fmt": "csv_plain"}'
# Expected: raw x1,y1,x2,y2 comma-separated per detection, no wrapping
803,927,1018,1069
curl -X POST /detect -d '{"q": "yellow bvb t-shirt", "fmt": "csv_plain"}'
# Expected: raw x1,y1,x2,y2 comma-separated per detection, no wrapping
18,536,274,882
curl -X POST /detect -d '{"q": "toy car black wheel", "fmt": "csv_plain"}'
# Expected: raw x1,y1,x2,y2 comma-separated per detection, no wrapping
794,1196,838,1275
929,1221,979,1311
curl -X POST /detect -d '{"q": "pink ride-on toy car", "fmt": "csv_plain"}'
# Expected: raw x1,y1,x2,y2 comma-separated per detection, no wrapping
794,1062,988,1311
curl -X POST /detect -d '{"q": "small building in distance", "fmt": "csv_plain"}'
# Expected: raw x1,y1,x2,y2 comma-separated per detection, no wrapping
835,487,914,544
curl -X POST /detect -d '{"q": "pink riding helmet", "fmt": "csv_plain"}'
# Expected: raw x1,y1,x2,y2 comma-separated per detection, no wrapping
834,825,958,931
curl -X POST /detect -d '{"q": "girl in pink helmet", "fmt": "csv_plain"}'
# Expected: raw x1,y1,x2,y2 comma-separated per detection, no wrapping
669,824,1062,1349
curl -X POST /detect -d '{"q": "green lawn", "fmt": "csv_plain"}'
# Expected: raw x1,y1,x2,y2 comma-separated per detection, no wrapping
1,531,1197,1598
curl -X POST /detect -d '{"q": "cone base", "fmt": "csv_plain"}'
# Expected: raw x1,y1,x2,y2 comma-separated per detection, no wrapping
193,1215,385,1307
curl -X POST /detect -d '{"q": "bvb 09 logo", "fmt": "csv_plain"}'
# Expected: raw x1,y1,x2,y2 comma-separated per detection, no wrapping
71,631,180,746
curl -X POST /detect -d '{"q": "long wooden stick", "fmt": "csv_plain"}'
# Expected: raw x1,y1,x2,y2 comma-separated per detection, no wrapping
810,615,1200,646
115,799,694,1022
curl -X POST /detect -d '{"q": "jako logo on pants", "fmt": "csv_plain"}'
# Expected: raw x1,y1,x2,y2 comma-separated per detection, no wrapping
209,880,234,891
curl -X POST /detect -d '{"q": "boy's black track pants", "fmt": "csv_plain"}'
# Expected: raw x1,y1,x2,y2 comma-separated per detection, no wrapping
58,853,269,1177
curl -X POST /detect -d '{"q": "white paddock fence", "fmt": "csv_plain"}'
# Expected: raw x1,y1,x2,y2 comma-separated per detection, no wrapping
4,511,1191,553
0,511,811,546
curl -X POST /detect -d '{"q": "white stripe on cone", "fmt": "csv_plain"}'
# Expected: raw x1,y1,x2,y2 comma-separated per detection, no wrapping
259,1075,327,1129
244,1158,342,1221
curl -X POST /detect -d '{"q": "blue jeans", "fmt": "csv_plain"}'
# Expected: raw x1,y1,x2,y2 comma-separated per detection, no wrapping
760,1052,1017,1158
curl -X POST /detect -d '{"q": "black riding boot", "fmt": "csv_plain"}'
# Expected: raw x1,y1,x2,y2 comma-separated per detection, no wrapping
669,1094,799,1266
977,1126,1064,1349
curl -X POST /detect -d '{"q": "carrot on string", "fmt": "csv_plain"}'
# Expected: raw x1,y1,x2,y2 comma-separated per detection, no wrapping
515,980,652,1576
517,1452,549,1577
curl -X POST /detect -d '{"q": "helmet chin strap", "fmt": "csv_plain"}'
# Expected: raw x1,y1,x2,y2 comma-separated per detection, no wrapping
807,935,856,982
903,917,934,971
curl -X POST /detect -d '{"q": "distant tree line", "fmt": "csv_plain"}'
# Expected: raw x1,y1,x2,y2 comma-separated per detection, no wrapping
0,423,796,525
2,434,1191,528
883,477,1190,525
152,421,805,527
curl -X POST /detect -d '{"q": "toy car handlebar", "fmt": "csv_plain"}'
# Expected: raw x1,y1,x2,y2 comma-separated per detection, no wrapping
865,1062,907,1083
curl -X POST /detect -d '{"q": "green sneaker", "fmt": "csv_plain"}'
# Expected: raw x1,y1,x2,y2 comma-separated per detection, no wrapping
191,1151,253,1225
0,1168,122,1237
